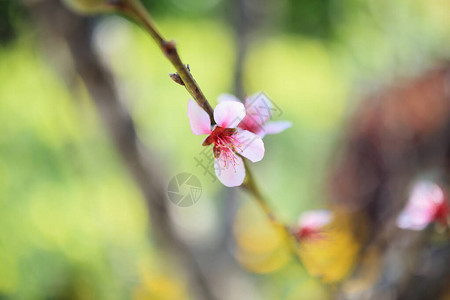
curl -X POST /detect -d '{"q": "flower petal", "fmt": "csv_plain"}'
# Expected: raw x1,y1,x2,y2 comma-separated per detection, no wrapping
396,210,430,231
218,93,241,103
187,99,211,135
396,181,444,231
298,210,333,229
243,92,273,127
215,154,245,187
262,121,292,137
234,130,265,162
214,101,246,128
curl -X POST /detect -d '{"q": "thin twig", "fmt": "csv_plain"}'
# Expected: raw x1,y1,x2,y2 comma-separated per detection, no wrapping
115,0,215,125
115,0,302,260
242,161,301,262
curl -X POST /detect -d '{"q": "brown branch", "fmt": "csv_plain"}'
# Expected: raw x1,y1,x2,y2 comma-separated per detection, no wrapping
116,0,215,125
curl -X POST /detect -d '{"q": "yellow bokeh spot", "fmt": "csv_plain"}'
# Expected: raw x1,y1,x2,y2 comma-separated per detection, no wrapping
236,242,291,274
234,201,291,273
134,259,188,300
298,212,362,283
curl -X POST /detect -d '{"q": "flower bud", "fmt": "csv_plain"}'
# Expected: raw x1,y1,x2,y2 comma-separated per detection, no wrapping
293,209,333,241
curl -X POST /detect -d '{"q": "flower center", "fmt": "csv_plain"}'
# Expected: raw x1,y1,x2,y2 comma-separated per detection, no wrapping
202,126,242,167
296,226,325,241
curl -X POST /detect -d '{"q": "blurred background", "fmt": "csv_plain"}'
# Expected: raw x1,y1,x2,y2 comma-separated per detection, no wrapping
0,0,450,299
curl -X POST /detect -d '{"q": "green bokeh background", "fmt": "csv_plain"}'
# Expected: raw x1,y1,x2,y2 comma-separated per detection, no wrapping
0,0,449,298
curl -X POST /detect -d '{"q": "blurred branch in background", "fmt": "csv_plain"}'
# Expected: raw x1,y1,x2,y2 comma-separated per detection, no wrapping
230,0,252,100
229,0,274,99
329,64,450,299
26,1,217,299
0,0,25,45
219,0,262,259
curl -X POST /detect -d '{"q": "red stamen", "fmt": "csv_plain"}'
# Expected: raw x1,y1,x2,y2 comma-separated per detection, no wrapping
203,126,243,170
295,226,326,242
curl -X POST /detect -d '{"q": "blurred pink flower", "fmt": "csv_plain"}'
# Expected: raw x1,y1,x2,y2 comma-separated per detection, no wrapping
187,99,265,187
294,210,333,241
396,181,449,231
218,93,292,138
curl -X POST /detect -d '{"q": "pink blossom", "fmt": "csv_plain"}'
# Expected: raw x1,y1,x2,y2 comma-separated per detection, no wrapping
218,93,292,138
396,181,449,231
187,99,265,187
293,210,333,241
